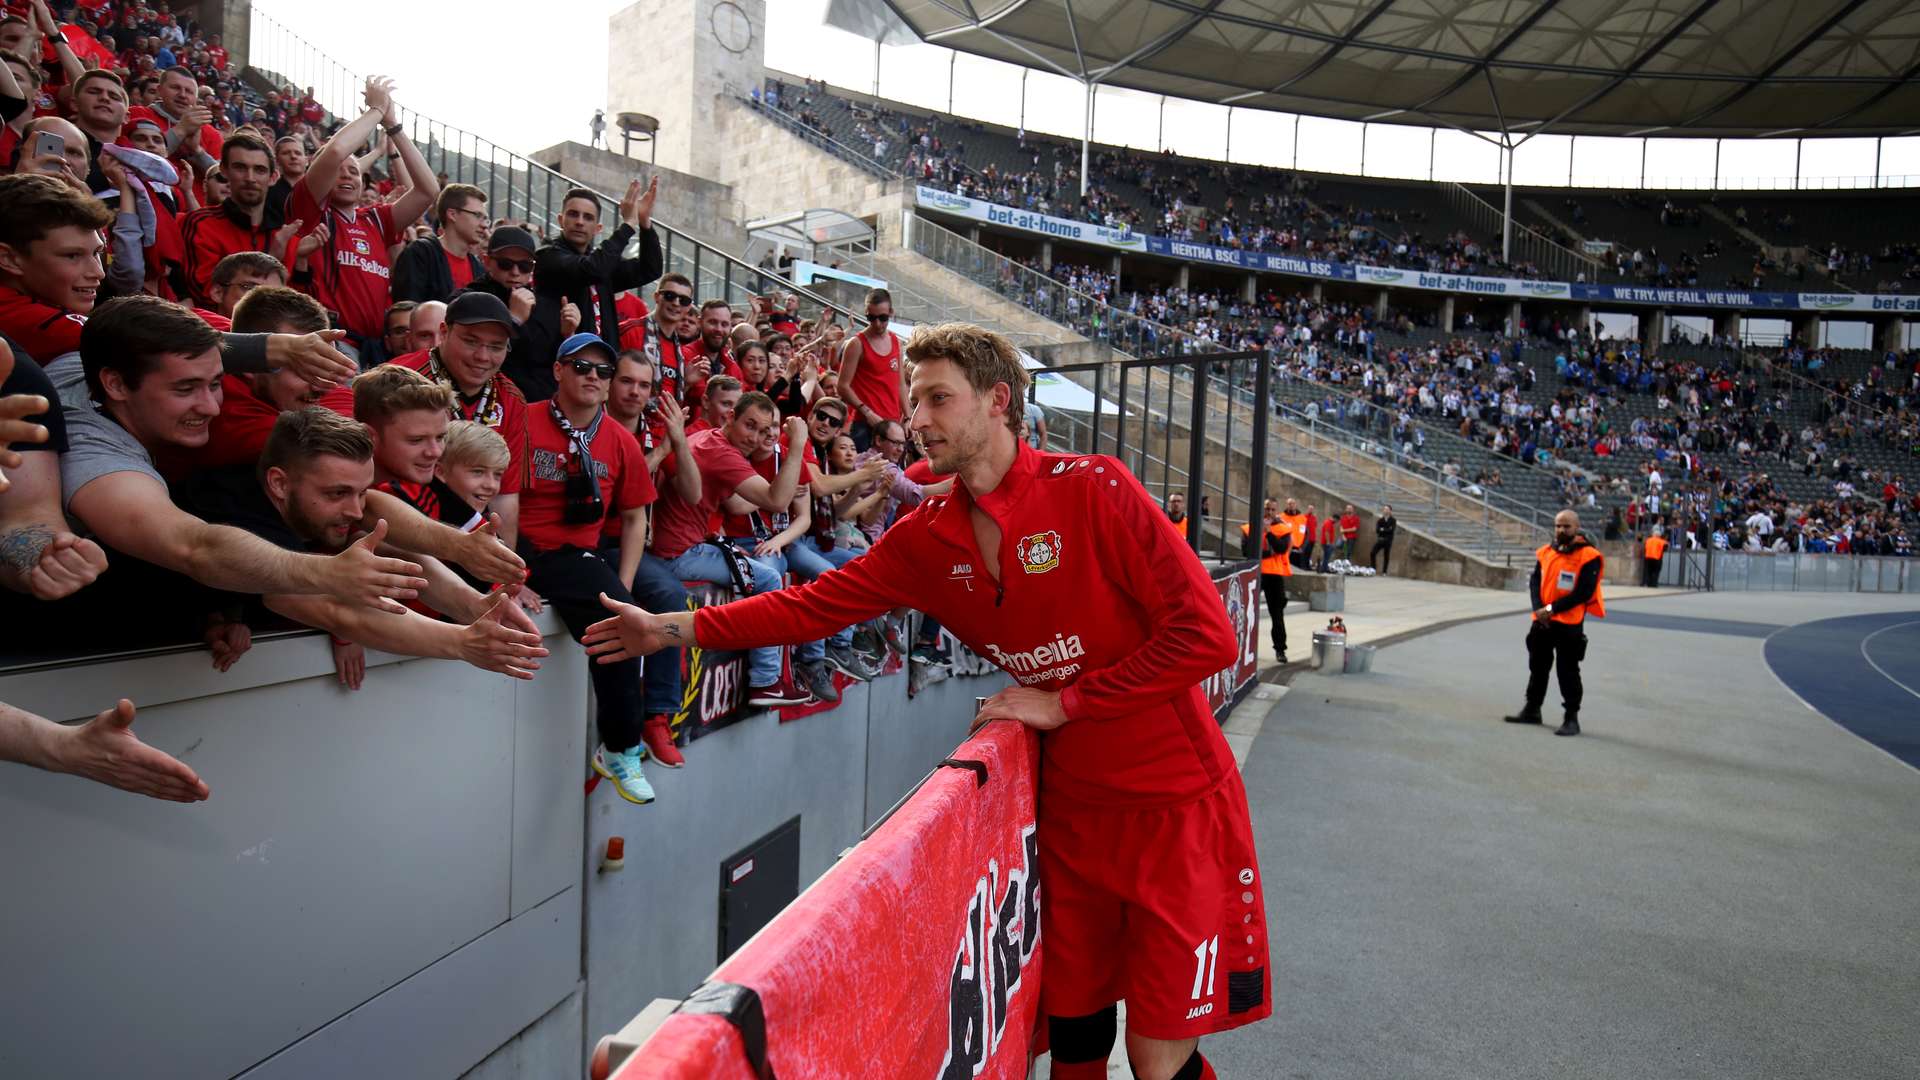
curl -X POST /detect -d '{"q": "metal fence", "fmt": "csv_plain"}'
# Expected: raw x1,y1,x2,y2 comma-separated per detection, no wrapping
1657,550,1918,592
1033,351,1270,567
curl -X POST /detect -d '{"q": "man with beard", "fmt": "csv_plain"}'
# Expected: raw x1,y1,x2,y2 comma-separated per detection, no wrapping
181,133,304,307
601,347,698,757
1504,509,1606,737
679,298,743,408
616,271,696,407
6,295,435,652
585,323,1270,1080
526,180,662,401
195,405,547,682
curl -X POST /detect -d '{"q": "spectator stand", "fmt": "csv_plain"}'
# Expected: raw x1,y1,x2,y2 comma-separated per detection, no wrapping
913,213,1555,567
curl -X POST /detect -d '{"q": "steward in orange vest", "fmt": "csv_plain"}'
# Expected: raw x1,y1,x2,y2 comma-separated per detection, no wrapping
1641,532,1668,587
1505,510,1605,736
1242,500,1294,660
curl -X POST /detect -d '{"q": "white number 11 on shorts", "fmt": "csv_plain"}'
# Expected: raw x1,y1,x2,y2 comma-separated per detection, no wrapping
1190,935,1219,1000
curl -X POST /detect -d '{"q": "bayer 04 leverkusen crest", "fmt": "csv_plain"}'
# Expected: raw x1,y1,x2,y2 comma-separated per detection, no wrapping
1015,531,1062,575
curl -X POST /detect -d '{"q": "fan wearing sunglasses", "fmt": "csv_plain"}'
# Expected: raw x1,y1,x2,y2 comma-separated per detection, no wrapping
614,271,698,407
518,332,663,805
450,225,543,388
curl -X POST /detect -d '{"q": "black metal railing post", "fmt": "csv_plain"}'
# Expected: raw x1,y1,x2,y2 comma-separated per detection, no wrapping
1186,356,1208,556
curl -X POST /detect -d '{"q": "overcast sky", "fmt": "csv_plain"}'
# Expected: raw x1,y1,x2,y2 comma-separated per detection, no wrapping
248,0,1912,190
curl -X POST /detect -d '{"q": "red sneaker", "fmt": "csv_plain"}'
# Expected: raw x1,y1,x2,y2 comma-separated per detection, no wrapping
641,714,684,768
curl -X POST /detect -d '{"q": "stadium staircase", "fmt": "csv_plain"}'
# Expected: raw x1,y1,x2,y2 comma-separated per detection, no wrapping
895,215,1547,567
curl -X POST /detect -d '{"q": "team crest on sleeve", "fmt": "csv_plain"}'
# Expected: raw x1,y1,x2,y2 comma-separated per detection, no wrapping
1015,531,1062,575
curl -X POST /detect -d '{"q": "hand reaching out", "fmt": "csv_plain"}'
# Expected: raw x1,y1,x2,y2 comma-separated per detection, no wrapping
321,519,429,613
52,699,211,803
458,514,527,585
458,590,549,679
265,328,356,390
583,592,684,663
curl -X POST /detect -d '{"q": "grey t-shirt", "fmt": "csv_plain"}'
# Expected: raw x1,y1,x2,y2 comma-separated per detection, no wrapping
44,356,165,514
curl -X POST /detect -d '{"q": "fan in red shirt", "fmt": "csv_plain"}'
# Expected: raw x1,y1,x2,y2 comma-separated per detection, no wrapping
837,287,906,452
587,324,1268,1080
391,291,531,548
184,285,339,474
616,272,697,407
679,297,742,405
288,75,437,346
520,332,666,804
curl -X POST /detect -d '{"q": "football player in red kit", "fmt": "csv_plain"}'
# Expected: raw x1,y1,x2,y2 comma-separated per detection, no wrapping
583,323,1269,1080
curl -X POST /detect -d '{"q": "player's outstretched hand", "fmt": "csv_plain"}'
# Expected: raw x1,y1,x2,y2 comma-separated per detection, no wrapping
973,686,1069,732
584,592,679,663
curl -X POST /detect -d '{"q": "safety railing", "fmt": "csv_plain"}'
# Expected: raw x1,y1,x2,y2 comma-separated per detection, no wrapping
1447,183,1605,284
909,211,1555,557
245,8,857,325
740,96,902,182
1658,549,1918,593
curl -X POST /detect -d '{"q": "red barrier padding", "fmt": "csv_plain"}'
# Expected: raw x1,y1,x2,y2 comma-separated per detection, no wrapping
613,721,1044,1080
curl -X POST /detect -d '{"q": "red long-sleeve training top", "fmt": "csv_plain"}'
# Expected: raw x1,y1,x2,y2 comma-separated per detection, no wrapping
697,441,1240,809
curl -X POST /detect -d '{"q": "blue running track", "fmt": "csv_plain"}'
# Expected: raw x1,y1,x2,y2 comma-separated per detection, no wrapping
1764,611,1920,768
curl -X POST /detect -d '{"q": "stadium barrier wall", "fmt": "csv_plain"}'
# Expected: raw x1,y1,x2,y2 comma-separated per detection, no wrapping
0,614,1011,1078
0,617,588,1080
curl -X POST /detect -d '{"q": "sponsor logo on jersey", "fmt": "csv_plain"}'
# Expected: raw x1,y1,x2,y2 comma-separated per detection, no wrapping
1015,530,1061,574
984,633,1084,685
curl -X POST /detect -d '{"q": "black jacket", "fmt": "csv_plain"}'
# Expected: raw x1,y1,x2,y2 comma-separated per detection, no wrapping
527,223,664,401
453,277,546,400
393,235,485,305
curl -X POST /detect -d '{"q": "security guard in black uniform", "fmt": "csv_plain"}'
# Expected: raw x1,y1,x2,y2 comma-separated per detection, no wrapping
1505,510,1606,737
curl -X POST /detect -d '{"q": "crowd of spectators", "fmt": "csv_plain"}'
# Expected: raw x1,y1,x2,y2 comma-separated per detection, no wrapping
1,21,947,807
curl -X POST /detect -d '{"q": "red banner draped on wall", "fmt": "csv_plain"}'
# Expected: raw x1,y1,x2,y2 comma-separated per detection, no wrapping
606,721,1044,1080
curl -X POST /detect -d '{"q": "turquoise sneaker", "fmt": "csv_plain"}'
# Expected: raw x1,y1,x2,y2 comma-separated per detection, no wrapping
592,744,656,804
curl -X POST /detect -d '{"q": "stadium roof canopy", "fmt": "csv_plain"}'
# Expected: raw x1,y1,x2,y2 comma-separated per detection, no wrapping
857,0,1920,138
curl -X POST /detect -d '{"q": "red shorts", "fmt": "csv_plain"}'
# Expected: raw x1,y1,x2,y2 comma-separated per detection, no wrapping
1037,768,1272,1039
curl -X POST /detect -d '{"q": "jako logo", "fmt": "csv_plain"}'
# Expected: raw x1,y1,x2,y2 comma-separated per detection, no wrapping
985,634,1084,673
1185,1003,1214,1020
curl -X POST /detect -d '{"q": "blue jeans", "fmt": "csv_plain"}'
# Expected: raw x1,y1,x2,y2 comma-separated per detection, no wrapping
610,549,690,716
666,544,786,687
789,536,860,650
